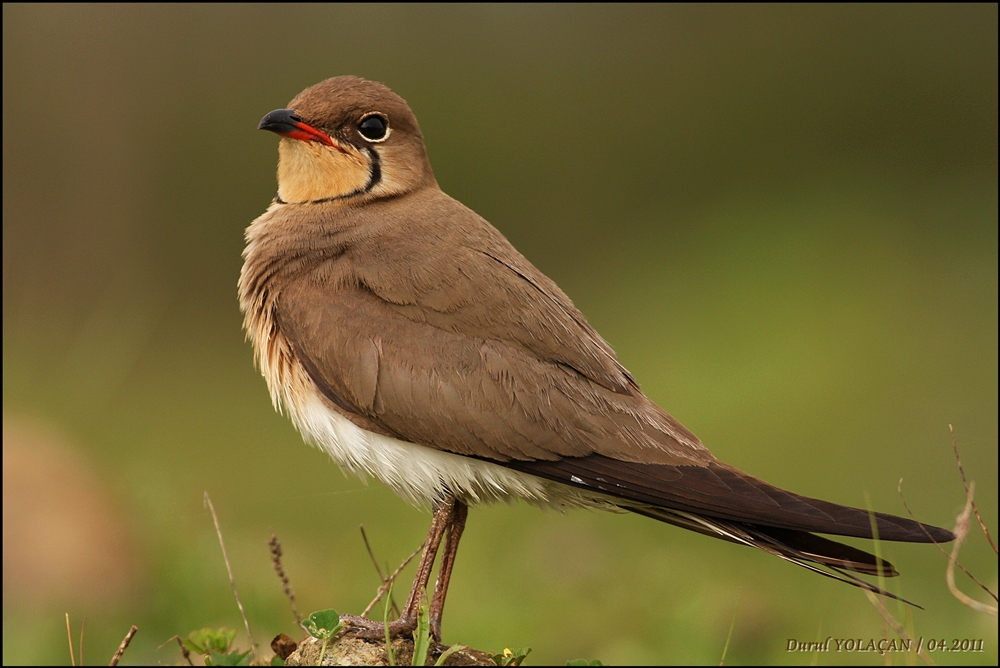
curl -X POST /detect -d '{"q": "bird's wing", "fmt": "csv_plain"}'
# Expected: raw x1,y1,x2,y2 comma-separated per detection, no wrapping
343,191,641,397
278,273,711,466
274,190,718,466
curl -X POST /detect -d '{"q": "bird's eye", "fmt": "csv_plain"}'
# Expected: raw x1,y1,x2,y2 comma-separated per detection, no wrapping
358,114,389,142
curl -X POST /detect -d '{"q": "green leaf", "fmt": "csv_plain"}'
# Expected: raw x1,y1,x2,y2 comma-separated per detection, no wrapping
565,660,603,666
183,628,238,655
211,649,251,666
434,644,466,666
488,647,532,667
302,609,344,640
384,580,396,667
411,593,431,667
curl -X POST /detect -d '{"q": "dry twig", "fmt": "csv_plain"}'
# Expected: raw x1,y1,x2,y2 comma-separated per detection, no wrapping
175,634,193,665
269,532,302,624
108,625,137,666
946,482,998,616
360,540,425,618
205,492,257,662
65,613,75,667
360,525,401,617
949,425,997,554
157,635,194,665
897,478,993,600
896,431,998,604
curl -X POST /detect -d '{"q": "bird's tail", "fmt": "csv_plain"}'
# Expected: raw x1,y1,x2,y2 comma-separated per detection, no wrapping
628,504,923,607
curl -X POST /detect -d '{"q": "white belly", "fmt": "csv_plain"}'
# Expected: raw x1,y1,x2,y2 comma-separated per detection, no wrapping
288,387,611,512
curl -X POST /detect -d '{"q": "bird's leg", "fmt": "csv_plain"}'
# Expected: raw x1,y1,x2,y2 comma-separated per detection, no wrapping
429,499,467,642
341,495,457,639
395,496,457,629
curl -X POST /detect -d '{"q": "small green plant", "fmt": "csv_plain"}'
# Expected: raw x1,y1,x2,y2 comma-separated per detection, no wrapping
383,581,397,666
487,647,532,666
411,594,432,666
301,609,344,666
182,627,250,666
405,594,468,666
434,644,468,666
565,660,603,666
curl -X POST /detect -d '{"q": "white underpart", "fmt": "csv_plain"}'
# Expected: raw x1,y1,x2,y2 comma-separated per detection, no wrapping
290,388,614,512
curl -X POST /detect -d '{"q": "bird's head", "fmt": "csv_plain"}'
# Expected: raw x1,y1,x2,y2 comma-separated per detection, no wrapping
258,76,436,205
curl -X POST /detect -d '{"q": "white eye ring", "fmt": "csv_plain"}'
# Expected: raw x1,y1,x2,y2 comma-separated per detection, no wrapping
358,112,390,143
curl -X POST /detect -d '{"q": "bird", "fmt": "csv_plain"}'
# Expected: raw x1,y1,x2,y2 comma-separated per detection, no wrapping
239,75,954,642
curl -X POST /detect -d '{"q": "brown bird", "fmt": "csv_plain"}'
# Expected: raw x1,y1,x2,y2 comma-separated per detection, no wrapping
240,76,953,641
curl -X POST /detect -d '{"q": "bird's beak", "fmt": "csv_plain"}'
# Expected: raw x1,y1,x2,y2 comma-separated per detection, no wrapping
258,108,334,147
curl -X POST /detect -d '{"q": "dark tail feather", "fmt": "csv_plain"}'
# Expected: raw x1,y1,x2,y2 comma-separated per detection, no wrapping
628,505,922,607
504,453,952,606
756,527,898,576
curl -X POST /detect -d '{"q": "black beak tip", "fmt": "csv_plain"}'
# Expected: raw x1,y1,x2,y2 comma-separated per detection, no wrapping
258,108,300,133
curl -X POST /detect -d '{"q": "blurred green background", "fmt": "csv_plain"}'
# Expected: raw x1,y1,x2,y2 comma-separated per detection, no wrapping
3,4,997,665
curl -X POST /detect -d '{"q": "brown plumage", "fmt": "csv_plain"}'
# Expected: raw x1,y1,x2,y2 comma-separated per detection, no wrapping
240,75,953,639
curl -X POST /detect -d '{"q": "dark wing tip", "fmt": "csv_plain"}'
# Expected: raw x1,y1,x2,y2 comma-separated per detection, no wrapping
507,454,954,542
902,523,955,544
